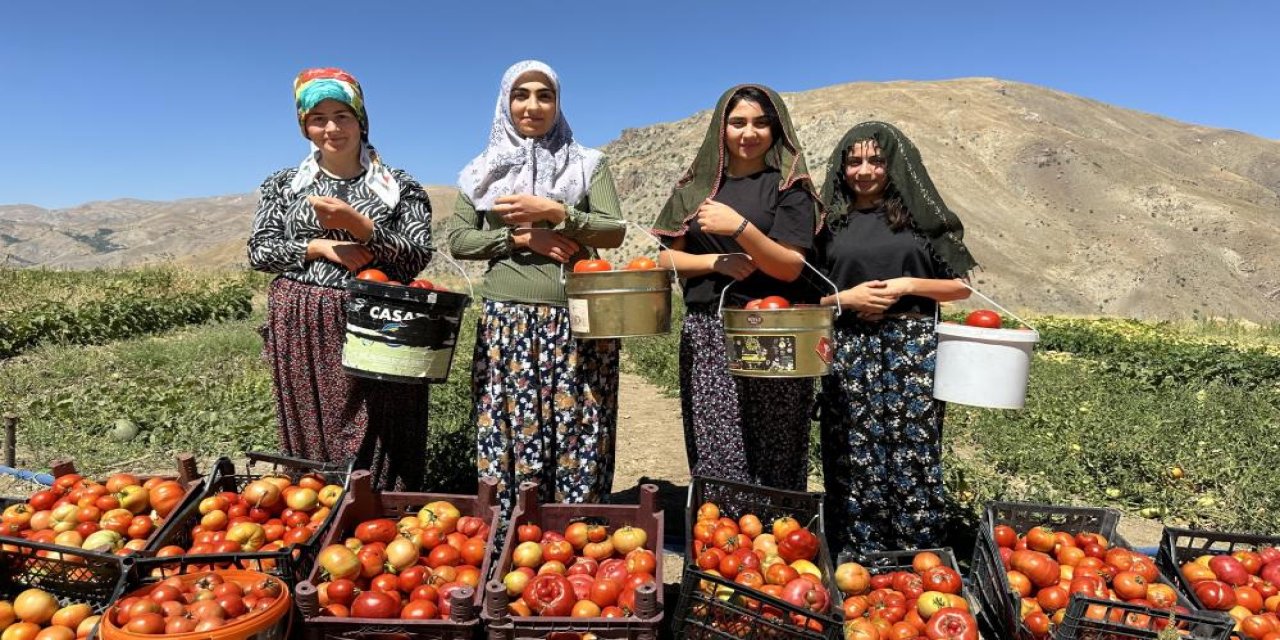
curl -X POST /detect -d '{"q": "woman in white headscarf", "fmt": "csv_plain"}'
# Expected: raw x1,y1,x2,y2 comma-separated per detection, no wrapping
446,60,626,517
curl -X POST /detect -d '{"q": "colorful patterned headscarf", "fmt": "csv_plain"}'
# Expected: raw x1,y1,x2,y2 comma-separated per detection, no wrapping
457,60,602,211
289,67,399,209
294,68,368,140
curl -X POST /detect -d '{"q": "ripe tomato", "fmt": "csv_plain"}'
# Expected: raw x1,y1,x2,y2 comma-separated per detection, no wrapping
400,600,438,620
356,269,390,283
625,256,657,270
1195,580,1238,610
963,309,1002,328
408,279,434,290
572,259,611,273
759,295,792,310
923,565,963,595
351,591,400,619
993,525,1018,549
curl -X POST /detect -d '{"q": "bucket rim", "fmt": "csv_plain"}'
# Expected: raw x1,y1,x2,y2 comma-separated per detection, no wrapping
936,321,1040,343
345,278,470,305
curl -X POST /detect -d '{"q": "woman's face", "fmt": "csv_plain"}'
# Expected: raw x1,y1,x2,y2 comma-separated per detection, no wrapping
509,72,557,139
724,99,773,164
844,139,888,202
304,99,361,158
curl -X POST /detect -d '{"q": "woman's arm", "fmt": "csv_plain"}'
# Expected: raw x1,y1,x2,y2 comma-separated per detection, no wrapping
247,172,309,274
693,199,805,282
552,159,626,248
363,175,434,277
444,193,515,260
657,236,757,280
881,277,971,302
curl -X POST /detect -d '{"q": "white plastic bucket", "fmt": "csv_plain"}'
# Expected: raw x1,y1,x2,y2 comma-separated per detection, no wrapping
932,285,1039,409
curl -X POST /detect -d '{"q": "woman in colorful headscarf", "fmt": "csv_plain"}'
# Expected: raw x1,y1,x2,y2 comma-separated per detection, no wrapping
815,121,978,555
248,68,434,490
652,85,823,491
446,60,626,517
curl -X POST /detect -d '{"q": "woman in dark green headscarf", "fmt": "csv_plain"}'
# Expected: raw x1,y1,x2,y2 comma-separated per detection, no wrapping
652,84,822,491
814,121,977,555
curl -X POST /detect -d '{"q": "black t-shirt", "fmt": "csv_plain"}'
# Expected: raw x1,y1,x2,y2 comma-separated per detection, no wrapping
668,168,818,308
817,205,957,319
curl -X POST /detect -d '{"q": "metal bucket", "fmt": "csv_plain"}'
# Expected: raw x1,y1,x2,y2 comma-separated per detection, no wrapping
565,268,673,339
722,305,836,377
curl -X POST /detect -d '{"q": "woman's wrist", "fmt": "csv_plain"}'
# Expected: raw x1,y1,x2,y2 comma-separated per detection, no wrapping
731,217,750,239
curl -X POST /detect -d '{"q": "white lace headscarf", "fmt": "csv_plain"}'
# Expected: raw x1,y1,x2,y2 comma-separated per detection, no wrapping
457,60,602,211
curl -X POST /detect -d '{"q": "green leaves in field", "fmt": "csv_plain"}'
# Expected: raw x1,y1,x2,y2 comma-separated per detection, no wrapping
0,281,253,359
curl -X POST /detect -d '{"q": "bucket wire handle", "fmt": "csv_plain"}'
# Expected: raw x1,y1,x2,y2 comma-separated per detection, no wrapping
625,219,681,285
715,255,842,317
957,280,1037,332
432,247,476,301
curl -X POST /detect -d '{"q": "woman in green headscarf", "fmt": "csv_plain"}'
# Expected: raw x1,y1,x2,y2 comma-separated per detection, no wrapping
815,121,977,555
652,85,822,491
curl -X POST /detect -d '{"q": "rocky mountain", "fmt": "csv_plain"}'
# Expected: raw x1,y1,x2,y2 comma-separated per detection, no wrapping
3,78,1278,321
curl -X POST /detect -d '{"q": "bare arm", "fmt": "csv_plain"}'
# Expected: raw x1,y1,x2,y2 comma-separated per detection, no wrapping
657,236,757,281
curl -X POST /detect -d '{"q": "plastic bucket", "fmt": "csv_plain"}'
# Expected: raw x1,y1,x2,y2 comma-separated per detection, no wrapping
932,284,1040,410
101,569,290,640
341,279,470,384
565,268,672,338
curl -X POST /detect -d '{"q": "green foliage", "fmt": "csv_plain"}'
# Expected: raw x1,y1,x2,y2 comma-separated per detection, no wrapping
0,275,254,359
1,302,480,493
621,304,683,397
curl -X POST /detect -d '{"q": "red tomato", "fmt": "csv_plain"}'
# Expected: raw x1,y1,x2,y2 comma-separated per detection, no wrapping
400,599,438,620
963,309,1002,328
1195,580,1238,610
356,269,390,283
572,259,612,273
351,591,400,619
922,565,963,595
522,574,576,617
408,279,434,290
759,295,792,310
925,608,979,640
625,256,658,270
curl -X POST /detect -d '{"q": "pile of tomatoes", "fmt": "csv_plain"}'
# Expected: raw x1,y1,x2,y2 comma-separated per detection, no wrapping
836,551,978,640
500,521,656,619
990,524,1183,638
153,473,343,559
1178,546,1280,639
103,571,285,635
0,473,187,556
313,501,491,621
688,501,834,632
571,256,658,273
355,268,444,290
0,588,101,640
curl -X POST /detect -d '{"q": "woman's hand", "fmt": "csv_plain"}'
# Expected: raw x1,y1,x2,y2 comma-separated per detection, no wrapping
821,280,899,313
711,253,756,281
513,228,580,263
695,199,746,236
308,239,373,272
308,196,373,240
493,194,567,226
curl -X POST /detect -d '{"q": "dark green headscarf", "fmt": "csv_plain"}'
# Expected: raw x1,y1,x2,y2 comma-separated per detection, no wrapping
820,121,977,275
652,84,822,236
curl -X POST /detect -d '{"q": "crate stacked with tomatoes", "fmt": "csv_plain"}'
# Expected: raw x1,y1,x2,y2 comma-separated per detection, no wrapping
482,480,664,640
292,469,500,639
1158,526,1280,640
835,549,982,640
144,452,352,583
971,501,1232,640
673,476,843,640
0,460,194,560
0,535,134,640
98,564,291,637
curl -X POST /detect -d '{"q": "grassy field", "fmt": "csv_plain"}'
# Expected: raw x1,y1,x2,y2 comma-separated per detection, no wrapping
0,266,264,311
624,304,1280,535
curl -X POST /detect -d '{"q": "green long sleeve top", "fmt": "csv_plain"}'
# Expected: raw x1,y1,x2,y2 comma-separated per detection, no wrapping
444,159,627,306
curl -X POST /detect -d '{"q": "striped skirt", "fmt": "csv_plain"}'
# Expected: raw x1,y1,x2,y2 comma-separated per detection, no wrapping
263,276,429,491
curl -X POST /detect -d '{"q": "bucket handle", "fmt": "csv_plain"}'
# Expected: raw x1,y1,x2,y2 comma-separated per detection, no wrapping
431,247,476,301
956,280,1038,333
625,219,681,285
716,256,841,318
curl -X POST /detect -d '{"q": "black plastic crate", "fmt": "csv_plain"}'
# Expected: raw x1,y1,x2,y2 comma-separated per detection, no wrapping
482,480,664,640
857,548,983,616
144,451,354,585
1158,527,1280,618
0,536,132,612
673,476,843,640
1056,596,1233,640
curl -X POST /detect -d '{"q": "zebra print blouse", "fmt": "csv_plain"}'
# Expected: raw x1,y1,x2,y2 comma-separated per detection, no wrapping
248,166,433,289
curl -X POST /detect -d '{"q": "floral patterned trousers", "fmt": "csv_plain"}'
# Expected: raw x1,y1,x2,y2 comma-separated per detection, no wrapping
472,300,620,519
820,317,947,557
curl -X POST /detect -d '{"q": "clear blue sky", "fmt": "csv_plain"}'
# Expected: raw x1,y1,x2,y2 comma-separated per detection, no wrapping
3,1,1276,209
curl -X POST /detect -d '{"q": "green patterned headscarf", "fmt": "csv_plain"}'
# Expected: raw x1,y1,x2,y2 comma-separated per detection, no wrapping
820,121,977,275
652,84,821,236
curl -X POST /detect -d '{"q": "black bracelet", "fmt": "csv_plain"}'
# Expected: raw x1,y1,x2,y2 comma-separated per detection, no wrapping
731,219,749,239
